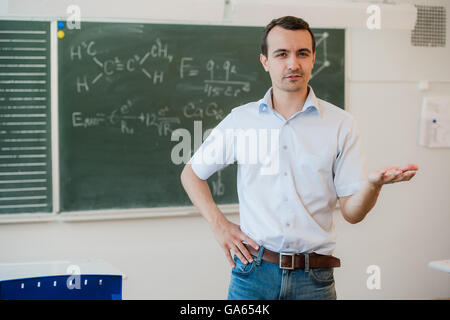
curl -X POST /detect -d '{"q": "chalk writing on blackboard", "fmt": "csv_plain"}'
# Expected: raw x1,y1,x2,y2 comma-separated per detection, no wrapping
71,38,174,92
71,99,180,136
58,22,344,211
311,32,331,80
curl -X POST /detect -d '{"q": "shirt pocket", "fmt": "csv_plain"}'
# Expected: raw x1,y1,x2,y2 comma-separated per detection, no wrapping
294,153,333,198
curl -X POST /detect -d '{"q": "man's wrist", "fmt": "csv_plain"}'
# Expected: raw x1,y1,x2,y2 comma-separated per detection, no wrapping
209,210,228,231
367,180,383,193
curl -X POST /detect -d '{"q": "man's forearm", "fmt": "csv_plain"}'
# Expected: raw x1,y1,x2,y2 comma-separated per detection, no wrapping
341,181,382,224
181,163,259,267
180,163,226,228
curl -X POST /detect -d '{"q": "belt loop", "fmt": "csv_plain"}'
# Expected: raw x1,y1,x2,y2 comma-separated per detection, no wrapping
304,253,310,273
255,245,264,266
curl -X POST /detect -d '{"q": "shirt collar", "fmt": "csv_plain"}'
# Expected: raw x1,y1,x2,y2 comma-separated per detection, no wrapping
258,85,321,117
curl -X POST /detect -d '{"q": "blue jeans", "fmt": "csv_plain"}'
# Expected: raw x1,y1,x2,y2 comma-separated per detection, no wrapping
227,246,337,300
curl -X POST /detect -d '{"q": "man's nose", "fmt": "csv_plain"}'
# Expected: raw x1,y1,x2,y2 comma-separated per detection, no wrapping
287,55,301,71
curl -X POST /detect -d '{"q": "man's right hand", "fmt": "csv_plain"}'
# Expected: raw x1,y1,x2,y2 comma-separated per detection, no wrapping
211,216,260,268
180,164,259,268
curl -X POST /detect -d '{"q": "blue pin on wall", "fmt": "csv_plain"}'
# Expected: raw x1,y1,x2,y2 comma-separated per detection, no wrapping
57,21,65,29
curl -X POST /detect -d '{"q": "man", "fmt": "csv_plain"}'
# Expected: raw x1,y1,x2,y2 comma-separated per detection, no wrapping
180,16,418,300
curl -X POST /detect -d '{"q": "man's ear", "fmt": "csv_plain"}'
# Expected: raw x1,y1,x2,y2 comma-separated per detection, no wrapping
260,53,269,72
312,51,316,69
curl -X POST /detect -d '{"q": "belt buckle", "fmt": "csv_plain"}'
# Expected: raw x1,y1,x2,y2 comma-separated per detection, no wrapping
279,253,295,270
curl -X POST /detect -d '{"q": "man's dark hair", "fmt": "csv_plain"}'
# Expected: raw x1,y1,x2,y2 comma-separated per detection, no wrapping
261,16,316,57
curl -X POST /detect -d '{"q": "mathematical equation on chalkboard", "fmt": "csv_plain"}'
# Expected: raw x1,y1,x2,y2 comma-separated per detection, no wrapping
71,100,225,136
71,39,250,96
68,38,248,138
63,36,241,198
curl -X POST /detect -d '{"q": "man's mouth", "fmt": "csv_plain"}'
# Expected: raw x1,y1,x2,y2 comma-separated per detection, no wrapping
285,74,303,80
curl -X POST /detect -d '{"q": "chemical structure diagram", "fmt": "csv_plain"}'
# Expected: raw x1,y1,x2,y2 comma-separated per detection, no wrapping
70,38,173,93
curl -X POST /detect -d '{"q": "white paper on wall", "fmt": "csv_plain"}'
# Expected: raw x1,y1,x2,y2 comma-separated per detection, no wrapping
418,96,450,148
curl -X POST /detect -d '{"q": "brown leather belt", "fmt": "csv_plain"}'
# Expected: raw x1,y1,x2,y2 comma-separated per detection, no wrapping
244,244,341,270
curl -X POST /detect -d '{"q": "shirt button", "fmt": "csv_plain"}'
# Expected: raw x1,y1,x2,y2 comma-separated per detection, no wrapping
286,222,290,227
283,145,287,150
284,172,287,176
283,196,288,201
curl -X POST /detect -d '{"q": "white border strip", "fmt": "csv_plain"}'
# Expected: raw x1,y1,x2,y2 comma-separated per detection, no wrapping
0,204,240,224
50,20,60,215
0,16,229,26
58,204,240,222
0,203,342,224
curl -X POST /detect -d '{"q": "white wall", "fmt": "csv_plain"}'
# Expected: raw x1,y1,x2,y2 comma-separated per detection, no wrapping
0,0,449,299
338,0,450,299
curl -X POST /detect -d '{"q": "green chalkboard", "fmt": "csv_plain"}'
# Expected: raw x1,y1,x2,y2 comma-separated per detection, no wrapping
0,20,53,214
58,21,344,212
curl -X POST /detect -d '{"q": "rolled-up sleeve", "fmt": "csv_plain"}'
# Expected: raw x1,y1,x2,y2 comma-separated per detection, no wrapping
333,116,368,197
189,112,236,180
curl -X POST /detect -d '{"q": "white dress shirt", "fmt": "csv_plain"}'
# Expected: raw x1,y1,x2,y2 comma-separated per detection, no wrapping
189,86,368,256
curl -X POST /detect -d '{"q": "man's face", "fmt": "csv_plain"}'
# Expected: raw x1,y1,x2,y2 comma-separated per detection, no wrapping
260,26,316,93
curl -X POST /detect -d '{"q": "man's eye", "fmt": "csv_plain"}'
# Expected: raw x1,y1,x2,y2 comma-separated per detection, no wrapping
276,53,286,57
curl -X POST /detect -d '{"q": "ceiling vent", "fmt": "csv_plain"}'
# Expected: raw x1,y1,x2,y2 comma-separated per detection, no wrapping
411,5,446,47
